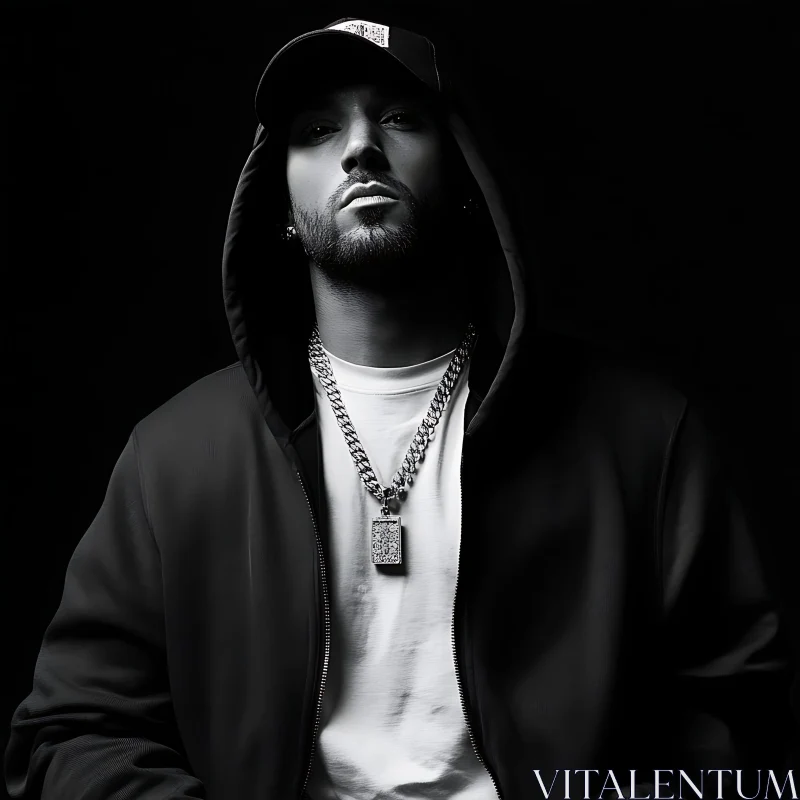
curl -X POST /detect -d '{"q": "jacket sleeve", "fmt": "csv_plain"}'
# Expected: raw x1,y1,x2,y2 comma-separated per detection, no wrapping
4,429,205,799
659,402,797,768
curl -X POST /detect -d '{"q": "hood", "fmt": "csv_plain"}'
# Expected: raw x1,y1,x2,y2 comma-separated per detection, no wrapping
222,30,536,449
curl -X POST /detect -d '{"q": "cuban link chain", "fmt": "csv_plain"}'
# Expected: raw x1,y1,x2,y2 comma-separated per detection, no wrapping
308,322,477,564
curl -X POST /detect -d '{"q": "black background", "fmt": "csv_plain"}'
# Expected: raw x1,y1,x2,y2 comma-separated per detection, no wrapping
2,1,797,793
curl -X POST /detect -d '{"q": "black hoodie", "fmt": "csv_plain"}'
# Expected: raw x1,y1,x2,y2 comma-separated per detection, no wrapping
4,19,795,800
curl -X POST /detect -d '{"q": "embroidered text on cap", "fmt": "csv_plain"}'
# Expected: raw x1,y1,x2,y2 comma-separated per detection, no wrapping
328,20,390,48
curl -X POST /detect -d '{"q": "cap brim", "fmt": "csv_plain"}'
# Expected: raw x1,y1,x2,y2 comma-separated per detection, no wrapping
255,30,430,129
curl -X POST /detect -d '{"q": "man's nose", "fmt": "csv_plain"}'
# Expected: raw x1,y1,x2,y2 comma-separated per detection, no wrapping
340,118,390,174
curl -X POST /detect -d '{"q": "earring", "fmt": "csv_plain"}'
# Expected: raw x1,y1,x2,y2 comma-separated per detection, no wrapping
461,197,481,216
284,224,297,242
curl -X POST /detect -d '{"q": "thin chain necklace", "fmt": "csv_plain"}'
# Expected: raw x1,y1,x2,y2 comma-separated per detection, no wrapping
308,322,477,565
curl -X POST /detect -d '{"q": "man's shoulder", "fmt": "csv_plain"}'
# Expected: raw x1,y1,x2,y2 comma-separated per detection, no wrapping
539,326,685,400
532,327,689,441
132,362,263,458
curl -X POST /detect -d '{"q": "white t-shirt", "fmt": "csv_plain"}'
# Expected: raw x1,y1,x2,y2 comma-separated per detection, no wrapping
305,342,496,800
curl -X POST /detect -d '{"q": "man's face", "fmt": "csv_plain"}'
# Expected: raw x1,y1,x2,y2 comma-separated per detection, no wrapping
285,78,450,282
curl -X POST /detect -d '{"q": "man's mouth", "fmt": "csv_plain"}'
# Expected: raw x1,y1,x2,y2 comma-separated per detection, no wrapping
344,195,399,209
339,181,400,209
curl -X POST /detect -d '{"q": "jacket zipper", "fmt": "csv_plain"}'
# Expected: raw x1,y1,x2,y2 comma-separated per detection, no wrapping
452,452,502,799
297,470,331,799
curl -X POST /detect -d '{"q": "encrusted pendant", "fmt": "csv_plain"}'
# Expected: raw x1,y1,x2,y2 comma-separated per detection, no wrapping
371,514,402,565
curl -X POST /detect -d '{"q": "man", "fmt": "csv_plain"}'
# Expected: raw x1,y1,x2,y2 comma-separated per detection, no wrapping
4,16,795,800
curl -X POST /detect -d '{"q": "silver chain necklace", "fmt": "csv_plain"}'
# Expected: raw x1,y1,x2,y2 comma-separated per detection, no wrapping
308,322,477,565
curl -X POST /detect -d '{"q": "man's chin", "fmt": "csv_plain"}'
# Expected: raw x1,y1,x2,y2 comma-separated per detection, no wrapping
295,203,434,280
339,234,413,269
340,224,399,247
303,230,418,282
338,205,407,233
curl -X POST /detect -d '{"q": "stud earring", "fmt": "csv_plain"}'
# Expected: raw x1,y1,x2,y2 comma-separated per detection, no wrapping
461,197,480,216
285,224,297,241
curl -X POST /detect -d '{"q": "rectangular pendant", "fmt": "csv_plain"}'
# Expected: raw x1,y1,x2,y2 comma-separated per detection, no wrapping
371,514,402,565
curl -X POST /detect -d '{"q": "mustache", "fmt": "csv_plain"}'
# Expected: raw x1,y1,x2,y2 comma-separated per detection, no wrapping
328,170,413,210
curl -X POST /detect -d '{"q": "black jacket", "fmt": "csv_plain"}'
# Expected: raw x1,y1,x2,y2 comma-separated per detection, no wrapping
5,33,795,800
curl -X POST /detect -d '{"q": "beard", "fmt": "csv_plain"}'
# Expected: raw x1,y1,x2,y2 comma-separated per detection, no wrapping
290,174,447,288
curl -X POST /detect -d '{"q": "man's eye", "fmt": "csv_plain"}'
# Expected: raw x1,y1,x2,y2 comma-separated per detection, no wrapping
303,123,336,141
382,110,418,127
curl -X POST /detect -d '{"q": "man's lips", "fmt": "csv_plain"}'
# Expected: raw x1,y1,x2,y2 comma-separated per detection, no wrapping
339,181,400,209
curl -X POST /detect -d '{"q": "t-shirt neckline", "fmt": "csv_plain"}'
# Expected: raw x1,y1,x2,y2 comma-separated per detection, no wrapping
314,346,458,395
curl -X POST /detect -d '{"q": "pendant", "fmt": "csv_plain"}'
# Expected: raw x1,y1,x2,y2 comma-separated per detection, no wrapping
371,514,402,565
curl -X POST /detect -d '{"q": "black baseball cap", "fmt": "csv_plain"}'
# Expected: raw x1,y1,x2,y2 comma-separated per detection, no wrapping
255,17,445,128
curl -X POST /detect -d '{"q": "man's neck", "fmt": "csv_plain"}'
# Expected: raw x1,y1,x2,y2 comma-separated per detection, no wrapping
310,265,470,368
